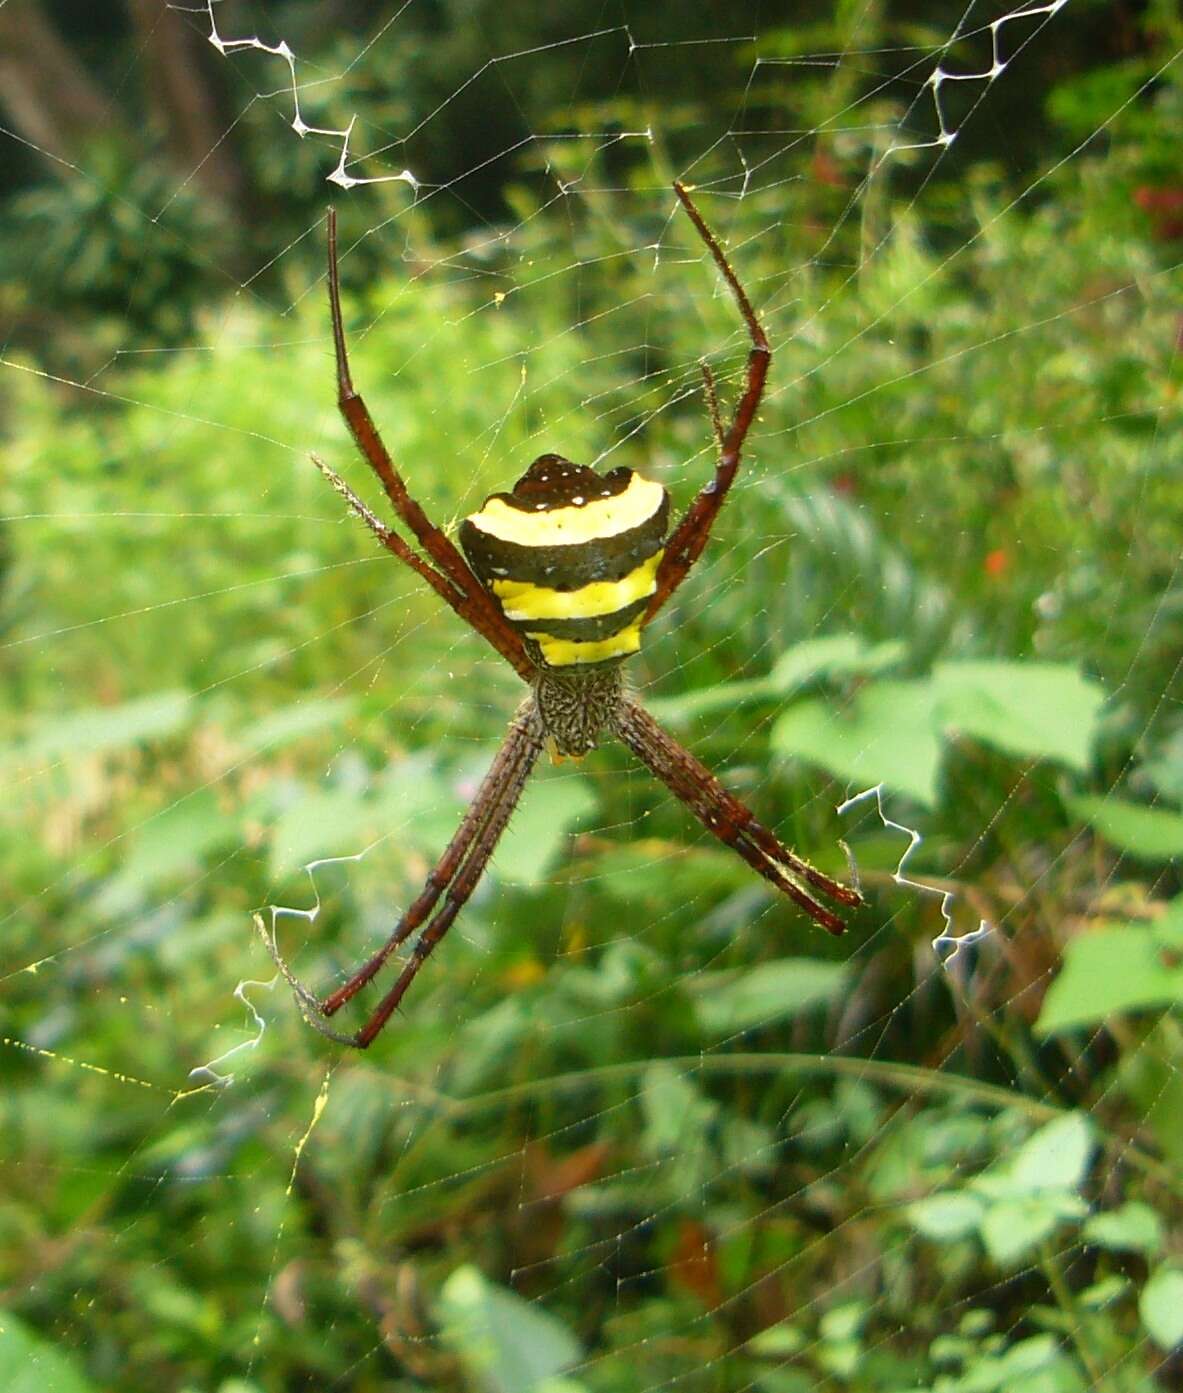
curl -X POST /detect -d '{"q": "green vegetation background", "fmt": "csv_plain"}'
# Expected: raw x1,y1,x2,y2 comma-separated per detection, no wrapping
1,3,1181,1391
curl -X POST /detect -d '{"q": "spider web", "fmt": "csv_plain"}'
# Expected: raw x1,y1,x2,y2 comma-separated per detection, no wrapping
2,2,1181,1389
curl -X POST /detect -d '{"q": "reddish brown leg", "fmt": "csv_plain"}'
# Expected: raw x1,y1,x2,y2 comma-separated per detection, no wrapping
322,700,545,1048
645,183,772,623
311,453,537,661
614,698,862,934
699,360,724,450
325,210,533,682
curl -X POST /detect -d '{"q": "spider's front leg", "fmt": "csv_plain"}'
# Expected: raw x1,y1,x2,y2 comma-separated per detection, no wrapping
322,210,534,683
645,182,772,623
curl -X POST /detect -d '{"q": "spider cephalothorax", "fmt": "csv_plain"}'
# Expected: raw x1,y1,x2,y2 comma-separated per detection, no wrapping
287,185,864,1048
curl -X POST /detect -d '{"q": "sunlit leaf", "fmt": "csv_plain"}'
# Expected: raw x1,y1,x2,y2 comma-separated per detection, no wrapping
4,689,193,766
235,697,356,752
1139,1267,1183,1350
1036,911,1183,1034
906,1191,985,1240
494,771,597,885
693,957,847,1034
771,634,905,690
1083,1202,1163,1255
1008,1113,1095,1193
437,1265,582,1392
934,661,1104,772
1067,794,1183,860
0,1311,97,1393
980,1197,1060,1265
772,680,942,806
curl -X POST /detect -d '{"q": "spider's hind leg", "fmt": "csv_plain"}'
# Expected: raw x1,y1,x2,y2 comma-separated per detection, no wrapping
614,697,862,934
319,699,544,1047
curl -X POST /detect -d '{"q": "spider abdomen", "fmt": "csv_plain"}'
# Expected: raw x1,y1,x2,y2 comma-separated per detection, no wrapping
459,454,670,670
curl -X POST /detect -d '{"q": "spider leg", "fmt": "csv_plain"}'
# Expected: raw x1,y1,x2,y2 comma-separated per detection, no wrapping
699,360,724,452
324,210,533,682
311,452,534,654
614,698,862,935
645,183,772,624
312,453,460,600
321,700,545,1048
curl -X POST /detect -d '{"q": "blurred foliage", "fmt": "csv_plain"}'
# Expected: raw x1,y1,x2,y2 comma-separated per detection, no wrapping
2,3,1183,1392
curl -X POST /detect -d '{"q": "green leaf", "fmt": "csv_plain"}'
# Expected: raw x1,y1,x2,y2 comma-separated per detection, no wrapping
906,1191,985,1240
235,697,356,752
934,661,1105,772
772,679,942,806
980,1197,1060,1265
1036,915,1183,1034
639,1063,717,1156
770,634,906,690
748,1323,806,1356
267,785,378,876
818,1301,868,1342
494,772,597,886
1139,1267,1183,1350
1067,795,1183,860
645,674,781,725
5,689,193,766
94,790,237,915
0,1311,97,1393
693,958,847,1034
1083,1202,1163,1255
646,634,906,726
1009,1113,1095,1193
437,1265,582,1393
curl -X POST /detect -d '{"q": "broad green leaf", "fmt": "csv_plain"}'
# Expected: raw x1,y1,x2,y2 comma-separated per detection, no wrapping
1067,795,1183,860
647,634,906,725
437,1265,582,1393
236,697,356,752
818,1301,868,1342
494,772,597,885
934,661,1104,772
1141,733,1183,803
748,1323,806,1356
5,689,193,766
980,1197,1060,1265
646,674,781,725
591,843,748,903
1083,1202,1163,1255
906,1191,985,1240
640,1062,716,1156
94,790,237,915
1009,1113,1094,1193
1080,1275,1130,1309
268,785,378,876
998,1335,1087,1393
1139,1266,1183,1350
770,634,906,690
1036,916,1183,1034
0,1311,97,1393
693,958,847,1034
772,680,942,806
268,758,476,877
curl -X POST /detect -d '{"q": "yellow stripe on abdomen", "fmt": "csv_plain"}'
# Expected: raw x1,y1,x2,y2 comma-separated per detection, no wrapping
492,552,661,621
466,472,665,547
527,623,644,667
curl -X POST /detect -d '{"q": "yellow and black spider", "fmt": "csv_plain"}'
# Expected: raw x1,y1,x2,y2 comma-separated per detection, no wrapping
305,184,863,1047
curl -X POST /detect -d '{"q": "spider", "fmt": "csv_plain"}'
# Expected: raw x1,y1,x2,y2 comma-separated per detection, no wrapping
294,184,863,1048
